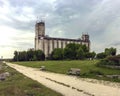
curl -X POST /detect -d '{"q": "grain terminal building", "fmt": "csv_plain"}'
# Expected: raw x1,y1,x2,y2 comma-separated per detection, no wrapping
35,21,90,57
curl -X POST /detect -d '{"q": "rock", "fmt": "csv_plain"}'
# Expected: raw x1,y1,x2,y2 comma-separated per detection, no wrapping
0,72,10,81
40,66,46,71
67,68,80,76
0,74,6,81
106,75,120,79
4,72,10,77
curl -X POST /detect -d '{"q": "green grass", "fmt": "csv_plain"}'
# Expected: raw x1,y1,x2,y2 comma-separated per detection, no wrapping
12,60,120,82
0,62,63,96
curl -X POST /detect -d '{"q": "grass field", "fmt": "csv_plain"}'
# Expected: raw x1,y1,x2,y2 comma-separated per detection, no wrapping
13,60,120,82
0,62,62,96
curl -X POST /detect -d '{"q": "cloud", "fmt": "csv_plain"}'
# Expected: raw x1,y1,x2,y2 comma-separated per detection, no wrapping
0,0,120,58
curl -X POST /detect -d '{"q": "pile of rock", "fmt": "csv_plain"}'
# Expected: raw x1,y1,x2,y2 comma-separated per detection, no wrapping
106,75,120,79
0,72,10,81
40,66,46,71
0,62,10,81
67,68,80,76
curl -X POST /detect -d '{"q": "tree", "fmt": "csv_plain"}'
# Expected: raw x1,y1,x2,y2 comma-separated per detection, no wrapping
51,48,64,60
63,43,89,60
105,47,116,56
81,44,89,53
85,51,96,60
91,51,96,60
64,43,82,59
13,50,45,61
96,52,107,59
13,51,18,61
110,48,116,56
64,47,74,59
18,51,27,61
35,50,45,61
27,49,34,61
76,47,85,59
32,55,37,61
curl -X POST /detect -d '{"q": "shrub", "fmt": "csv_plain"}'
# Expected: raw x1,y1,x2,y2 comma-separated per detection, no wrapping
89,70,104,75
97,55,120,67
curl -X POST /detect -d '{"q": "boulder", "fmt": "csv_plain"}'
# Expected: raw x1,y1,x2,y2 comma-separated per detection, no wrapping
67,68,80,76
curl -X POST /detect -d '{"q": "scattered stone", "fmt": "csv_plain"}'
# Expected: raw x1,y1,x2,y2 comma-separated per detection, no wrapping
0,74,6,81
67,68,80,76
96,75,103,78
0,72,10,81
106,75,120,79
4,72,10,77
40,66,46,71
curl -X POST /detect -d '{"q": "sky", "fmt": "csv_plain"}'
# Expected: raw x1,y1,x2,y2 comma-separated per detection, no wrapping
0,0,120,58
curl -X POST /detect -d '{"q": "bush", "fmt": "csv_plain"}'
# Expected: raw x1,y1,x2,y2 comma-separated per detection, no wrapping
89,70,104,75
96,52,107,59
97,55,120,67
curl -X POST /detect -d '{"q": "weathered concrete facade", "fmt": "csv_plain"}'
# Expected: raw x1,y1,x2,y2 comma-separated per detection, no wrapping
35,21,90,57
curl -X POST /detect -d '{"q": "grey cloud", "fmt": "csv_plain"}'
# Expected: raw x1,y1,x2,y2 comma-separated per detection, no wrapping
0,42,33,49
1,0,120,58
15,42,33,49
0,0,54,32
110,41,120,46
45,0,102,38
0,17,35,31
0,0,4,7
8,0,37,8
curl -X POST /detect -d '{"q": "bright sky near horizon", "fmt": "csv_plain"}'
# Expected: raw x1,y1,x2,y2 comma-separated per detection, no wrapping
0,0,120,58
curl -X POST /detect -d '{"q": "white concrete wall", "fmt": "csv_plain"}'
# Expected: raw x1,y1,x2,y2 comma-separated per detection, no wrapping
78,41,82,45
49,40,53,55
58,40,61,48
74,41,78,44
36,38,40,50
62,40,66,48
81,42,89,48
44,39,48,57
36,37,89,57
38,39,43,51
54,40,58,49
35,38,38,50
67,41,70,44
70,41,73,43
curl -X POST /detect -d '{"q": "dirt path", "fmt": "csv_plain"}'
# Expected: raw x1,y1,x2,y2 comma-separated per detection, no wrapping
6,62,120,96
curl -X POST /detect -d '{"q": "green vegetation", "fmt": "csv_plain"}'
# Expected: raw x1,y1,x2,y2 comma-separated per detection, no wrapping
97,55,120,67
50,43,95,60
13,60,120,82
51,48,64,60
96,47,116,59
0,62,62,96
13,43,96,61
13,49,45,61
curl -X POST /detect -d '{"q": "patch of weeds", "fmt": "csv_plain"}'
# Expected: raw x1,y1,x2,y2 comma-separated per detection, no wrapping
89,70,104,75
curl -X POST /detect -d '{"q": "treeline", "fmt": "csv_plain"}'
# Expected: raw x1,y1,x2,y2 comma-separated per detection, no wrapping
96,47,116,59
96,47,119,68
97,55,120,67
13,43,117,61
50,43,96,60
13,50,45,61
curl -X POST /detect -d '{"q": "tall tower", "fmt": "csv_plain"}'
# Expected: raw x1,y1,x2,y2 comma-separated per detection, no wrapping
82,33,90,51
35,20,45,37
35,20,45,50
82,33,90,42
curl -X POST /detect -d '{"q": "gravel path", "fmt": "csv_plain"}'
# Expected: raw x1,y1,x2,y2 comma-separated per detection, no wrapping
6,62,120,96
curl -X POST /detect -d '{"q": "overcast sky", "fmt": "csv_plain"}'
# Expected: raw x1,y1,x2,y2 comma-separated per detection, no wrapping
0,0,120,58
